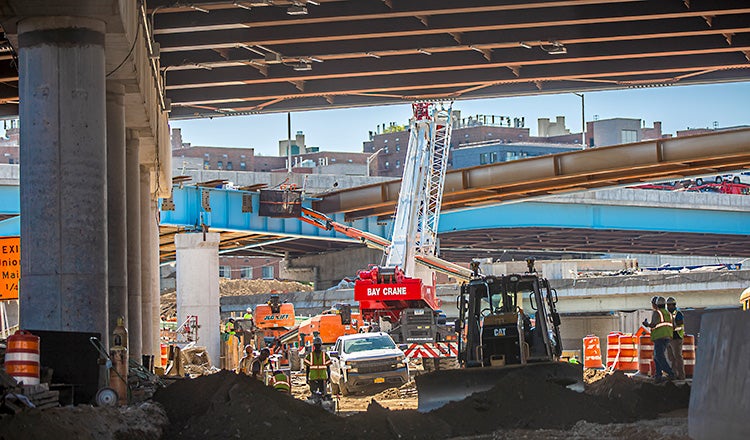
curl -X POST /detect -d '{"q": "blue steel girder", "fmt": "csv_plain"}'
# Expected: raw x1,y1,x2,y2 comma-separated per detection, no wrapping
0,185,19,215
439,202,750,236
161,185,750,247
160,185,389,242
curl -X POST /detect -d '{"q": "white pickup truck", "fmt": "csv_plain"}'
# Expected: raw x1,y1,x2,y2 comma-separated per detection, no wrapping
329,332,409,395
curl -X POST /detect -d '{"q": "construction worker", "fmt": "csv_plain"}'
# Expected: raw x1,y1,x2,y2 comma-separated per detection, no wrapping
304,337,331,395
243,307,252,320
250,347,271,381
643,296,675,383
236,344,254,375
268,370,291,393
666,297,686,380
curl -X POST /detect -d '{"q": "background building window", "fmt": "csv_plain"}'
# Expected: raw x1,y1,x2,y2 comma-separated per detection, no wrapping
240,161,246,170
480,152,489,165
396,160,401,168
226,161,233,170
203,160,210,169
240,267,253,279
217,161,223,169
219,266,231,278
621,129,637,144
261,266,274,279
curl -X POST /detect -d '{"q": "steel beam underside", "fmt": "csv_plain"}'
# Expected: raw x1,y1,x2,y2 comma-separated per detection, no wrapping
315,128,750,218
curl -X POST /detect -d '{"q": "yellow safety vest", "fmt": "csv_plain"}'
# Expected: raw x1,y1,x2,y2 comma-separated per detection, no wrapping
304,351,331,381
651,308,673,341
269,372,291,392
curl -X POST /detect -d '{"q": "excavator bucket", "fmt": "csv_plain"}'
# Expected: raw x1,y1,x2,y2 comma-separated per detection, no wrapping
415,362,583,413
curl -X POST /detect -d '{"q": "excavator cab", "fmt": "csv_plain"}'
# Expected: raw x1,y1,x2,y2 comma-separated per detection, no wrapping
459,274,561,368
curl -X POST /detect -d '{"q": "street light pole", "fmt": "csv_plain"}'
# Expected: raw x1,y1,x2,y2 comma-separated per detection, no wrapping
366,147,385,177
286,112,292,172
573,92,585,147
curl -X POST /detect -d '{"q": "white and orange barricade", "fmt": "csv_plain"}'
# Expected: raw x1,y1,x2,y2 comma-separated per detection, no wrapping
682,334,696,378
615,334,639,372
6,330,41,385
605,332,621,369
637,334,654,376
582,335,604,369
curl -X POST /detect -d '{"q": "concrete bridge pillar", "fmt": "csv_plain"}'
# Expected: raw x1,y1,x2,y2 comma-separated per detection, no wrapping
106,81,127,348
140,166,154,359
175,233,221,368
17,16,108,337
126,133,142,362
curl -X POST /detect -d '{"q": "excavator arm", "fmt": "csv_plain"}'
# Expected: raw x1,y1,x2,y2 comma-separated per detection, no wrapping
300,207,471,281
299,207,390,251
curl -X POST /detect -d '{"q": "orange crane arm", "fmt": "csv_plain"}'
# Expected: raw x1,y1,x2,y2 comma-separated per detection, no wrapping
300,207,390,250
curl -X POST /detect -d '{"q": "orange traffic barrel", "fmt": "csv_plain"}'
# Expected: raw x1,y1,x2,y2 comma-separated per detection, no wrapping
614,334,638,372
582,335,604,369
160,344,169,368
682,334,696,378
5,330,40,385
605,332,621,369
638,334,654,376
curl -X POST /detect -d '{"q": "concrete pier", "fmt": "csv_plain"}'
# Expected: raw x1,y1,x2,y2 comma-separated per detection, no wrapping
140,166,153,358
18,17,108,337
126,134,142,361
107,81,128,346
176,233,221,368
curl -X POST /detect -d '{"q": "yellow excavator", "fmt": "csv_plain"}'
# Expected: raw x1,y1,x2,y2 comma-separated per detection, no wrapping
415,260,582,412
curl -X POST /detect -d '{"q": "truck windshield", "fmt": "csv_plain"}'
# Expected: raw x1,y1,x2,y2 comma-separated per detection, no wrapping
343,336,396,353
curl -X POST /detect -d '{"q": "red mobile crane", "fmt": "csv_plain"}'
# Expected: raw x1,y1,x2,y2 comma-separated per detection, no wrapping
300,102,472,369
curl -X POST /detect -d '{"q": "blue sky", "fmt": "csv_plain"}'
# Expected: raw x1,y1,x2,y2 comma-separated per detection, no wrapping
171,82,750,156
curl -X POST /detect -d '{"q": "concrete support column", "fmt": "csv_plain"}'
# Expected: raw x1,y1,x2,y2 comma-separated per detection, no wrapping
139,166,153,358
149,198,161,358
176,233,220,367
125,133,142,361
18,17,108,337
106,81,127,347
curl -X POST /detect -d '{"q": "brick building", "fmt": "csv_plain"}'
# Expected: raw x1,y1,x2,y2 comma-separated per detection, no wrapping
363,113,584,176
0,121,20,164
172,128,368,175
219,255,282,280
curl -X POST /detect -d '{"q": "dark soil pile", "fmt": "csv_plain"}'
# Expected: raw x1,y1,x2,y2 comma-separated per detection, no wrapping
154,369,690,440
154,371,443,440
585,370,691,416
431,368,690,435
0,402,167,440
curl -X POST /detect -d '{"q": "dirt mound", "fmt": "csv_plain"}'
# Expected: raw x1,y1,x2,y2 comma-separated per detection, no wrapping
430,368,690,434
161,279,313,318
154,368,690,439
584,368,609,384
154,371,440,440
155,371,349,440
218,278,313,296
585,370,690,416
0,402,167,440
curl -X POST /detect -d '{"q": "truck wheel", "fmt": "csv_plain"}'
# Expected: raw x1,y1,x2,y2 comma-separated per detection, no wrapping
289,348,301,371
340,378,350,396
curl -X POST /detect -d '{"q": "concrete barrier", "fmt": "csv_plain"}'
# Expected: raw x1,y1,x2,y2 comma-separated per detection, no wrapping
688,309,749,439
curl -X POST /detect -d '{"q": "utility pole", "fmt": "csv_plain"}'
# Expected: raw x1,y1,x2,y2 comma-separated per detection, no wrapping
287,112,292,172
573,92,585,147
